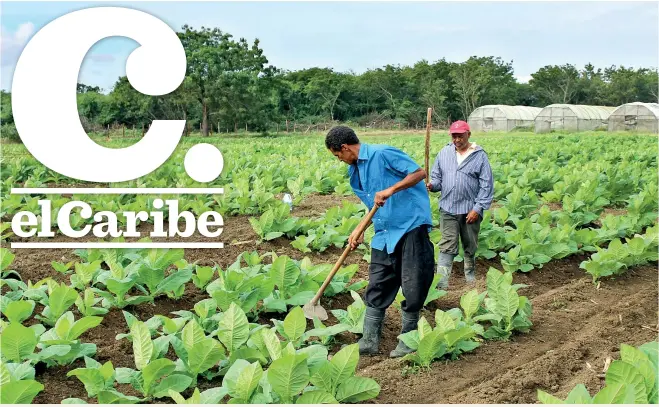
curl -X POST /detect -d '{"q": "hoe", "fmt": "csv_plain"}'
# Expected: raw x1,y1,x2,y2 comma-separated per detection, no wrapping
303,204,379,320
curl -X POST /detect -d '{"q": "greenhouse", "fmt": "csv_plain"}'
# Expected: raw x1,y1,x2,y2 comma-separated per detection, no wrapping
468,105,542,132
607,102,659,133
534,104,616,133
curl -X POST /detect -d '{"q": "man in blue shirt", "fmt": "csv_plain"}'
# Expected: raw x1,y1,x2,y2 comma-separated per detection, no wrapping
325,126,435,358
427,120,494,289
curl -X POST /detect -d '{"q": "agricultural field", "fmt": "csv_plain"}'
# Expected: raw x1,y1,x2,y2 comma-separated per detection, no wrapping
1,130,658,404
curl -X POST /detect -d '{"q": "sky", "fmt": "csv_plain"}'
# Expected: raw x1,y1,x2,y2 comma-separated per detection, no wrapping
1,1,658,93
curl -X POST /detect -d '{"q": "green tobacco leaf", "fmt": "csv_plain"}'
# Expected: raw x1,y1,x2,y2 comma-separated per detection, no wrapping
417,330,444,366
142,358,175,395
261,328,282,361
97,390,143,404
6,361,37,382
265,232,284,241
619,343,656,399
563,384,592,403
301,323,351,342
167,389,187,404
335,376,380,403
285,291,316,306
217,303,249,352
234,361,263,401
296,390,338,404
310,360,333,393
0,363,10,386
62,398,88,404
418,317,433,339
188,338,224,375
3,300,35,324
271,256,300,293
639,342,658,367
297,345,328,375
460,290,480,321
223,359,251,398
182,320,206,352
434,311,455,334
268,354,309,403
0,248,15,271
399,330,420,351
155,268,192,295
283,307,306,342
130,321,153,371
497,286,519,325
444,327,476,349
536,389,565,404
592,383,637,404
330,343,359,386
48,284,79,321
152,374,193,398
1,323,38,362
67,368,106,397
605,360,648,403
69,316,103,340
0,380,44,404
200,387,229,404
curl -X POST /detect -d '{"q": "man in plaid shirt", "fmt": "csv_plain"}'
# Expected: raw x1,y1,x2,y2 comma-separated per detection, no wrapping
427,120,494,289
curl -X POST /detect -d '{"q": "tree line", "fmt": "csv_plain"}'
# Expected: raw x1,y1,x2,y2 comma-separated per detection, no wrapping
1,25,657,138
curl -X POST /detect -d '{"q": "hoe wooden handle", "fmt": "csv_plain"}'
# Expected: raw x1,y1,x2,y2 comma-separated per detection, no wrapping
310,204,379,305
425,107,432,185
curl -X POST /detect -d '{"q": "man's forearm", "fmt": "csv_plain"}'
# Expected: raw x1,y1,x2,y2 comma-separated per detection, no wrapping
389,169,426,194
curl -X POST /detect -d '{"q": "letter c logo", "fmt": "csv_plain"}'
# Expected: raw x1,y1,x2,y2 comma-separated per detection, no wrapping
12,7,187,182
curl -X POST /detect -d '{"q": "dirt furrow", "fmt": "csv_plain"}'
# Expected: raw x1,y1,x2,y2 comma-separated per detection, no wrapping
358,264,658,404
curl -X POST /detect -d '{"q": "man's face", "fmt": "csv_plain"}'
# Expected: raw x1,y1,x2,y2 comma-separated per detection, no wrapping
330,145,356,164
451,131,470,150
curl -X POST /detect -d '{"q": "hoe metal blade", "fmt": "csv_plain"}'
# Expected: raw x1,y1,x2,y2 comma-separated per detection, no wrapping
303,301,328,321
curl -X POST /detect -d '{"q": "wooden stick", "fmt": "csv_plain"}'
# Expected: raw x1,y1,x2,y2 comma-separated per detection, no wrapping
309,205,379,306
425,107,432,185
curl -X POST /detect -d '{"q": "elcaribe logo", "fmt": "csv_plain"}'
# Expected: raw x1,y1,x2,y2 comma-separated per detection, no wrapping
10,7,225,249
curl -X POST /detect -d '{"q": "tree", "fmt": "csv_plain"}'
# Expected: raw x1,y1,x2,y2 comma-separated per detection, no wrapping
177,25,269,136
603,66,659,105
575,63,606,105
304,68,349,121
1,91,13,125
529,64,580,105
77,83,101,93
450,58,493,120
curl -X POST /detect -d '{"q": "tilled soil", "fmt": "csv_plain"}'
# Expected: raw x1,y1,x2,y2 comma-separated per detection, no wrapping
7,195,658,404
357,263,658,404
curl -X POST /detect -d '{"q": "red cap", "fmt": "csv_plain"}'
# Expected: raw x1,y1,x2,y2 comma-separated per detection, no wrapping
449,120,470,134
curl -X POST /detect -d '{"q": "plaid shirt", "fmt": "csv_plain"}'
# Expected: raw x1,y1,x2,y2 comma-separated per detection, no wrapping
428,142,494,216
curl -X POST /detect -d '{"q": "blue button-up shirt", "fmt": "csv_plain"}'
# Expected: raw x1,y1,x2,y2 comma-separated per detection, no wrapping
428,142,494,216
349,143,433,254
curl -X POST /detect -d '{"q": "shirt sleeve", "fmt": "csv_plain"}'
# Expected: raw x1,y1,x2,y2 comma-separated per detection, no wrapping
380,147,421,177
429,152,442,192
472,155,494,216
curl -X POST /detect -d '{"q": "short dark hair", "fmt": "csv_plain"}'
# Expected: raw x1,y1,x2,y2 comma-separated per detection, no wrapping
325,126,359,151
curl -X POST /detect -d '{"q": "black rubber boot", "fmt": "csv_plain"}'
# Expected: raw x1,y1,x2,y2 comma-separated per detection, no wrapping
389,310,420,358
358,306,385,356
464,255,476,284
436,252,455,289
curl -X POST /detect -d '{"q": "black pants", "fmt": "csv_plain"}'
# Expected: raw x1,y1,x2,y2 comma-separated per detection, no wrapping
365,225,435,313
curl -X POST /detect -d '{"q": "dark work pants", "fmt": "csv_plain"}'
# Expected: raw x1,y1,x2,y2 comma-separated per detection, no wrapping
364,226,435,313
438,208,481,257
